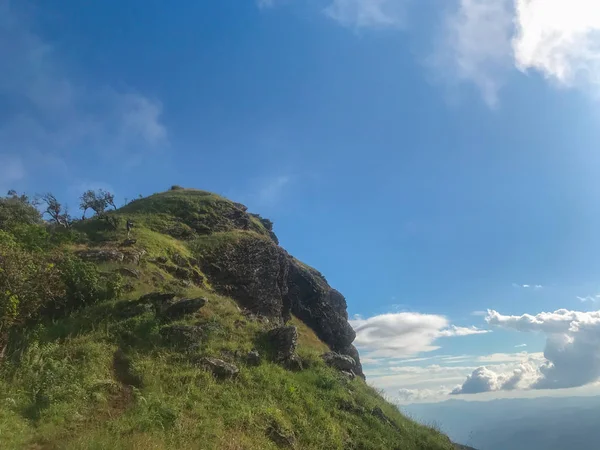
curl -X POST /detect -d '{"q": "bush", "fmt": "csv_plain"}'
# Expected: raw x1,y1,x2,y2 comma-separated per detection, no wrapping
170,185,184,190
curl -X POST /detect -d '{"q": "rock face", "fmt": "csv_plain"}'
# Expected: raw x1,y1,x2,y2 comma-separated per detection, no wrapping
199,235,364,377
200,235,289,318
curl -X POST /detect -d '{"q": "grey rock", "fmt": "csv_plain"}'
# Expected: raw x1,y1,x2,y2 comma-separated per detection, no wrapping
322,352,356,372
199,357,239,378
138,292,177,307
267,326,298,362
162,298,207,320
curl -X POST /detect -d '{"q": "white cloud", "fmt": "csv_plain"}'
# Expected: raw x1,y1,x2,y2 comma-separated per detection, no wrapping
515,343,527,348
455,308,600,394
436,0,515,107
0,0,168,181
324,0,406,29
577,294,600,303
513,0,600,88
349,312,489,359
438,0,600,105
396,387,453,403
512,283,543,289
451,361,540,394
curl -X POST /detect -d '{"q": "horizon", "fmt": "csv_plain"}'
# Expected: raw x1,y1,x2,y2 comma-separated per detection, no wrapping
4,0,600,406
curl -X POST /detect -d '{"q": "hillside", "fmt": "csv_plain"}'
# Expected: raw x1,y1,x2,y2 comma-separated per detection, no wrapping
0,187,461,449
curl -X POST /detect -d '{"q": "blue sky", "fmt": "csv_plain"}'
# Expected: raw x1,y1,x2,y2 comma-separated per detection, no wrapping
4,0,600,403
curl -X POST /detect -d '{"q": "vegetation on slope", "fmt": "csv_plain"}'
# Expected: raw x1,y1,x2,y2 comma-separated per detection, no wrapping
0,188,458,449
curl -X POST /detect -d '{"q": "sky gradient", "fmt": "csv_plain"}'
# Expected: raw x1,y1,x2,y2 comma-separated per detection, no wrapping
3,0,600,403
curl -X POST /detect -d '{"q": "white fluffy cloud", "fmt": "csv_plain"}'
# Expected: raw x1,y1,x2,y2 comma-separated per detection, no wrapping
513,0,600,87
0,0,168,182
350,312,489,359
451,361,540,394
441,0,600,104
454,308,600,394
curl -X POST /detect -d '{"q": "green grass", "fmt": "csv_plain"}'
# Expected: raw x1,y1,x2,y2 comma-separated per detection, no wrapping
0,188,457,450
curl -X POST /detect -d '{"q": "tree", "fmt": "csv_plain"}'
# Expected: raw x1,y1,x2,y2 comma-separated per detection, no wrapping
0,191,41,231
79,189,116,219
40,193,71,228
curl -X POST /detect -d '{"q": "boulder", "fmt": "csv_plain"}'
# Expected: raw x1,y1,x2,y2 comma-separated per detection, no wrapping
199,357,239,378
160,325,204,349
161,298,207,320
246,350,261,366
267,326,298,362
337,344,365,380
322,352,356,372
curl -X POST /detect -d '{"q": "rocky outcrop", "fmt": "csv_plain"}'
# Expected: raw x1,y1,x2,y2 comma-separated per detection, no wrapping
199,357,239,379
284,259,358,365
322,352,356,372
198,235,364,377
200,235,289,319
267,326,302,371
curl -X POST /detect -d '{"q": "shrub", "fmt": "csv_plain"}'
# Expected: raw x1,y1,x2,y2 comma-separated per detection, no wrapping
170,185,184,190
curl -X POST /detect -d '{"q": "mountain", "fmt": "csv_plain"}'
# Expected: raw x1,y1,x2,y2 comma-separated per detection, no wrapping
404,396,600,450
0,187,466,449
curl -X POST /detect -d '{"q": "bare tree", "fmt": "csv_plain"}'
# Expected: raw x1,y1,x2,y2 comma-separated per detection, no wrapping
40,193,71,228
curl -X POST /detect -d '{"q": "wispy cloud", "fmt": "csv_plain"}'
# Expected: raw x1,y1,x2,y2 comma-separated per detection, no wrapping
324,0,407,29
512,283,543,289
515,343,527,348
349,312,489,359
577,294,600,303
0,0,168,183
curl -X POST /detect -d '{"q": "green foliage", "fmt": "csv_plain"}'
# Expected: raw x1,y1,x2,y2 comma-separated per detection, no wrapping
0,192,41,232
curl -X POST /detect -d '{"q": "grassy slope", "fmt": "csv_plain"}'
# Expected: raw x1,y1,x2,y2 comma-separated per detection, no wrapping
0,189,456,450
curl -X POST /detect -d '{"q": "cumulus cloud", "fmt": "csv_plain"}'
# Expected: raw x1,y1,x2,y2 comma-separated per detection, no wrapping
452,361,539,394
324,0,407,29
439,0,600,104
513,0,600,87
350,312,489,358
0,0,168,181
455,308,600,394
